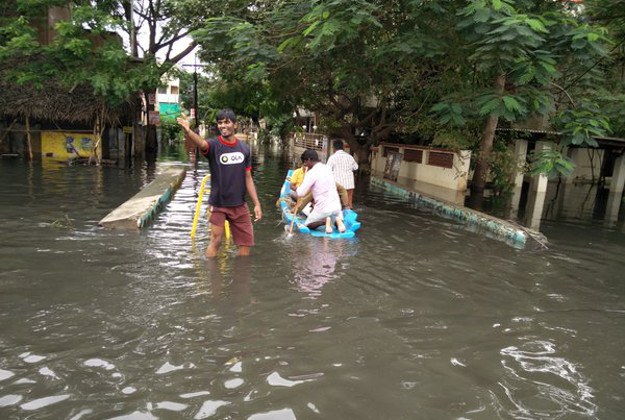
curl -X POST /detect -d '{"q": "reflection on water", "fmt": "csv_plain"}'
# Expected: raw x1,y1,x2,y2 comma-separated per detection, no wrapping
287,237,357,298
1,148,625,419
497,181,625,232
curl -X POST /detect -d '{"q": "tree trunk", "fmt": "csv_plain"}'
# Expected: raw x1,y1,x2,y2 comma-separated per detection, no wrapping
471,74,506,193
144,89,158,154
133,97,144,159
354,145,371,174
343,139,372,174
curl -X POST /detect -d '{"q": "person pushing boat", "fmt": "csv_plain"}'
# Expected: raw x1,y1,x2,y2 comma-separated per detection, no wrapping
294,149,346,234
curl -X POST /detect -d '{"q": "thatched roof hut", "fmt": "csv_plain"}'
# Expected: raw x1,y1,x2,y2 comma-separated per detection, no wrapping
0,82,130,128
0,57,140,160
0,80,136,129
0,58,136,128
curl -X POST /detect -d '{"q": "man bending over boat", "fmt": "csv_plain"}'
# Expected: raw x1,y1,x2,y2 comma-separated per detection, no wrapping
294,149,346,234
288,164,349,211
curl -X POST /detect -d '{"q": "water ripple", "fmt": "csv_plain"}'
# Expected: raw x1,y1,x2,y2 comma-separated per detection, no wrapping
499,340,597,418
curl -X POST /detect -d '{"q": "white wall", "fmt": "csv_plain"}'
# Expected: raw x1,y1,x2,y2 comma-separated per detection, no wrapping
371,144,471,192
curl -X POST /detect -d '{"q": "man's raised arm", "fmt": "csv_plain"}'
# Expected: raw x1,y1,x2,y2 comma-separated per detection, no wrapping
177,113,208,153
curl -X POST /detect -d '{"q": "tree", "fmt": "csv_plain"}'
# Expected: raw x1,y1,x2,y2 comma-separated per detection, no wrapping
430,0,612,191
92,0,202,153
0,1,139,106
194,0,614,185
586,0,625,138
194,0,451,168
0,0,144,161
1,0,214,155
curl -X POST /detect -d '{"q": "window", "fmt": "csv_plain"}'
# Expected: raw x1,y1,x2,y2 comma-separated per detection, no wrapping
403,149,423,163
428,152,454,168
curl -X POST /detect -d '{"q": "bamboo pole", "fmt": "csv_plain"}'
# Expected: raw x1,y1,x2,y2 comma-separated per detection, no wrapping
89,113,98,165
25,115,33,160
89,107,105,165
0,119,18,144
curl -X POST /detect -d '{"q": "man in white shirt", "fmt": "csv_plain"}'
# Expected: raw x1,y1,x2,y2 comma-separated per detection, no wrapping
326,140,359,208
295,150,346,234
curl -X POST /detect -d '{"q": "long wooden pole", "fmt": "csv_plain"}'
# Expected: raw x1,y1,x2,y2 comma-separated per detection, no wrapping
25,115,33,160
0,119,18,144
89,108,105,165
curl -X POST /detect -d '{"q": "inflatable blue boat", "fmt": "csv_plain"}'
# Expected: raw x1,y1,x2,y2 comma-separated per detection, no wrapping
279,169,361,239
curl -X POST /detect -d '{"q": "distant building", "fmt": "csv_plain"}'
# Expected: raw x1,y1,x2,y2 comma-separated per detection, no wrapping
156,76,181,124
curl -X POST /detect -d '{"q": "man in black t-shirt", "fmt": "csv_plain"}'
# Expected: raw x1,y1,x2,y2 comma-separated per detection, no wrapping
178,109,262,257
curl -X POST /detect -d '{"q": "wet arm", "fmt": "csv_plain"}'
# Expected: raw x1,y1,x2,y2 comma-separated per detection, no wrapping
177,115,208,152
182,126,208,153
245,171,262,221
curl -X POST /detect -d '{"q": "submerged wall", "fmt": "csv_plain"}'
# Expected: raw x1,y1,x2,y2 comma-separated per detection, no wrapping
370,176,547,249
371,143,471,191
99,167,186,230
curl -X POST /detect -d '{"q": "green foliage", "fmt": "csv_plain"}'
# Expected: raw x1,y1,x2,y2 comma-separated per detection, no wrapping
487,140,517,194
0,17,39,60
431,129,476,151
431,101,466,126
1,0,220,111
551,100,610,147
0,1,143,105
475,93,528,121
529,148,575,177
161,121,183,141
595,86,625,137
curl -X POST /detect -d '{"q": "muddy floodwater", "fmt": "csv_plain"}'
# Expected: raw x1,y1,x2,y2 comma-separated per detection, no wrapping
1,145,624,420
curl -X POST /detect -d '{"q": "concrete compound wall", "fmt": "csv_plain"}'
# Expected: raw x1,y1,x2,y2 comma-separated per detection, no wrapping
369,176,546,249
99,167,186,230
371,143,471,192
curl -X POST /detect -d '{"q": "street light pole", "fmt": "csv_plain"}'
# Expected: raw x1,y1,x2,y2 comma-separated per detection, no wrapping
193,66,198,127
182,62,209,165
182,62,209,127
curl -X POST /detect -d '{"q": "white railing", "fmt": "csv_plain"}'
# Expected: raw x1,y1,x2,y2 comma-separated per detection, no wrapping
292,132,326,151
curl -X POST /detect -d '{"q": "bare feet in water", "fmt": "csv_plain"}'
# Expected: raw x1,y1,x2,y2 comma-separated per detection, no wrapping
336,217,346,233
325,217,333,234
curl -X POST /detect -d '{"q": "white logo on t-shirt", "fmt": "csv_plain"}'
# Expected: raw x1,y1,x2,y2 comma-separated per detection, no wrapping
220,152,245,165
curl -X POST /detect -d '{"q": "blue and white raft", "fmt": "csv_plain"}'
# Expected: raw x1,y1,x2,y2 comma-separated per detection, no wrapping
279,169,361,239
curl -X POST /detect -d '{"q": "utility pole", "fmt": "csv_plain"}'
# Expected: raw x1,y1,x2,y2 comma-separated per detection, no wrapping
129,0,137,58
182,62,208,128
193,67,199,127
182,61,209,165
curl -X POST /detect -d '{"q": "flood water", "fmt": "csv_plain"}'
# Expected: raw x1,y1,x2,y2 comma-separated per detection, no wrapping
1,144,624,420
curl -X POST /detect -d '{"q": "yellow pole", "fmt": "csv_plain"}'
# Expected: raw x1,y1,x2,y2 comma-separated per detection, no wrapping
191,175,211,238
190,174,230,240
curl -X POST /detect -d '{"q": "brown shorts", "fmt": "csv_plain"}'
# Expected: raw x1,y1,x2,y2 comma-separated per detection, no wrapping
209,203,254,247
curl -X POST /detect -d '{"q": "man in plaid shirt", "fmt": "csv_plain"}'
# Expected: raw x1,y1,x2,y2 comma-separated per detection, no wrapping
326,140,359,208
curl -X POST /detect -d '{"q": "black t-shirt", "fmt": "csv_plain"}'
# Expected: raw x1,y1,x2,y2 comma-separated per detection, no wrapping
201,136,251,207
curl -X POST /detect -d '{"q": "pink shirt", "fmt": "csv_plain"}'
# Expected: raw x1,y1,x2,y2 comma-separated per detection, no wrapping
296,163,341,214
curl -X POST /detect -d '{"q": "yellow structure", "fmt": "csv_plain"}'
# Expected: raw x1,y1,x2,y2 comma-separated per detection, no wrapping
191,174,230,240
41,131,99,160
